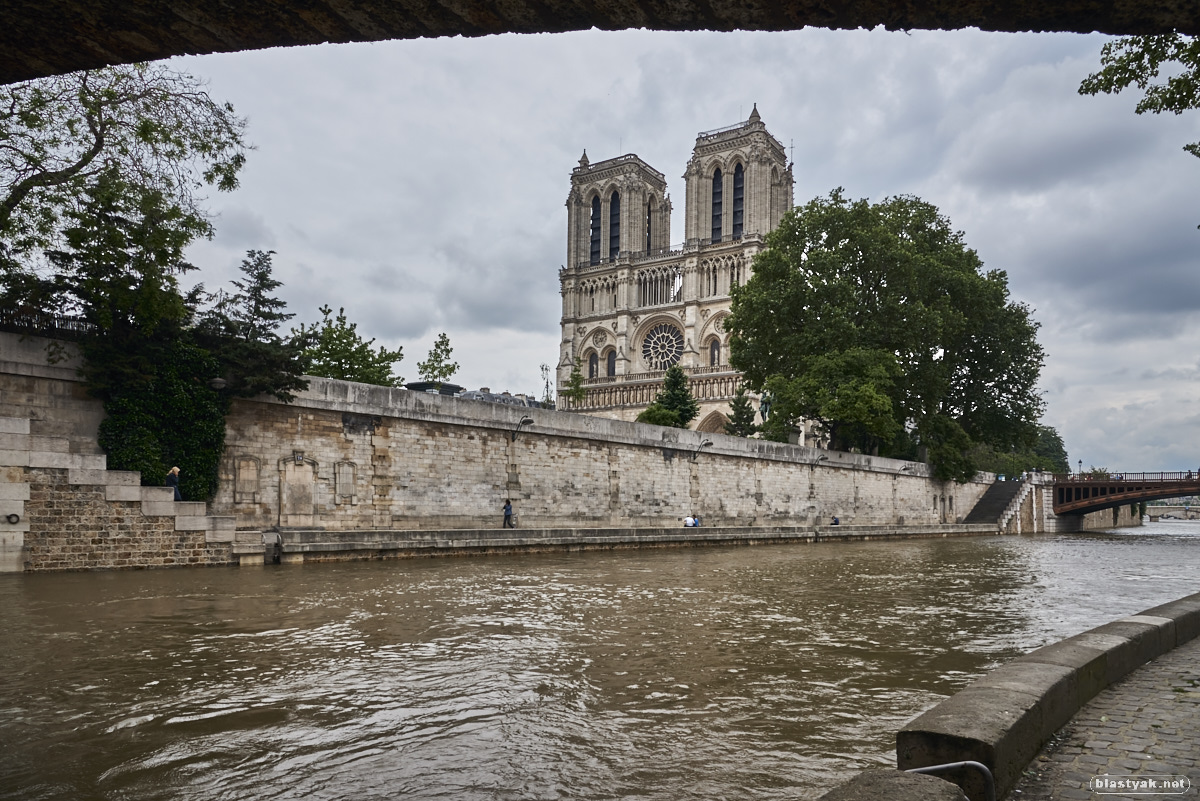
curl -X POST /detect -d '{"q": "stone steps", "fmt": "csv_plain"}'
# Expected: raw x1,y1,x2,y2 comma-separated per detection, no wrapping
0,415,238,571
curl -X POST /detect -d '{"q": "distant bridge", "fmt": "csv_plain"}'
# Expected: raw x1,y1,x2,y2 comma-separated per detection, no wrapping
1053,472,1200,516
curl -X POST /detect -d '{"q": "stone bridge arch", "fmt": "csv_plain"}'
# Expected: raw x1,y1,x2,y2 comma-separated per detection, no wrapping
4,1,1199,86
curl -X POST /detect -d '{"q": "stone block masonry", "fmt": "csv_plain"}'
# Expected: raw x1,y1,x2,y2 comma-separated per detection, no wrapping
213,376,992,533
22,467,232,570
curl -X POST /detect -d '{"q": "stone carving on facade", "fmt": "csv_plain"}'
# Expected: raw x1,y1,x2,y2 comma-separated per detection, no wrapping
592,329,608,347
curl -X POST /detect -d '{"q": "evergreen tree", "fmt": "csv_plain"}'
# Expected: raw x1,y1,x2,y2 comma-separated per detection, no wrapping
195,249,309,401
635,404,681,427
417,332,459,388
294,305,404,387
724,385,758,437
47,169,227,499
654,364,700,428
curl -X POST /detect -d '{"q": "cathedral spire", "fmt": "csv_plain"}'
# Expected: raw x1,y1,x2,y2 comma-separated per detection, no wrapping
578,150,590,168
748,103,761,123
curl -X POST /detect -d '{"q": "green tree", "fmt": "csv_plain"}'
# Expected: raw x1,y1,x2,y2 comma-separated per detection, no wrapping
46,169,228,499
0,63,247,258
417,332,459,388
1033,425,1070,474
635,404,681,427
563,364,588,407
727,190,1045,481
294,305,404,387
636,364,699,429
1081,35,1200,161
724,385,758,437
194,249,309,401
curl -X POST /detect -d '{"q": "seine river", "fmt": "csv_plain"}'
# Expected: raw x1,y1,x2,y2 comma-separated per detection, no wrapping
3,523,1199,801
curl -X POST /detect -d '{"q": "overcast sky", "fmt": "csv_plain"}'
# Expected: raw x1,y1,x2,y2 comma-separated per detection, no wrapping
176,27,1200,472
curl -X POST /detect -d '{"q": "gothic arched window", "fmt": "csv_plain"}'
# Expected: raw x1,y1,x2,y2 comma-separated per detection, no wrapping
732,164,744,238
711,169,723,243
606,350,616,376
588,352,599,379
709,338,721,366
609,191,621,258
590,196,601,265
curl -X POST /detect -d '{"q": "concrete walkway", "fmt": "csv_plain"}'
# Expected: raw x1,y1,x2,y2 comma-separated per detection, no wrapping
1012,636,1200,800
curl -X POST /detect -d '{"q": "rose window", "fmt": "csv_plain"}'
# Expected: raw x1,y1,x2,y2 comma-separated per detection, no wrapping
642,324,684,369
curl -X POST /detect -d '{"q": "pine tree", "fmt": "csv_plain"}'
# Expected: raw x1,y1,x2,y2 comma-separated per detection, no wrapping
196,249,309,401
654,364,700,428
725,385,758,437
294,305,405,387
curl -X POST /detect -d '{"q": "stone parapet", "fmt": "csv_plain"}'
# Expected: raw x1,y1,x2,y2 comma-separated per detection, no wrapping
892,591,1200,801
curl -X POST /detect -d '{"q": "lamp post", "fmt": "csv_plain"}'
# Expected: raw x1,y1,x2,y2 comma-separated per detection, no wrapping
1078,458,1083,477
692,439,713,461
512,416,534,442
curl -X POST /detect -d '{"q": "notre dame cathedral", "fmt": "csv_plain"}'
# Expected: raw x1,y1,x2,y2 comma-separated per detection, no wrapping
557,106,793,432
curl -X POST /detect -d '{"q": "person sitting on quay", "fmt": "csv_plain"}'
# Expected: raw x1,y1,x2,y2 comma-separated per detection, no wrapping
683,515,695,527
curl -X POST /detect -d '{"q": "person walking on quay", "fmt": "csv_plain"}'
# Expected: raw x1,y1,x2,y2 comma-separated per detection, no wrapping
166,466,182,501
503,498,514,529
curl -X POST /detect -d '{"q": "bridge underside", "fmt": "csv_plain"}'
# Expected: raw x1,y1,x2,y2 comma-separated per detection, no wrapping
4,0,1200,85
1053,478,1200,516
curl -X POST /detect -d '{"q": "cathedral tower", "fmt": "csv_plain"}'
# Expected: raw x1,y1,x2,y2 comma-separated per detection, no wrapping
558,108,793,433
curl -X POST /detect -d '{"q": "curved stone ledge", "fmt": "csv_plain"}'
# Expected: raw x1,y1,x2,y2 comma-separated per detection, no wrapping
892,591,1200,801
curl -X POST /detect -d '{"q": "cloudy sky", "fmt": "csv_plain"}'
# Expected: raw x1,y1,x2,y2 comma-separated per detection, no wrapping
175,27,1200,472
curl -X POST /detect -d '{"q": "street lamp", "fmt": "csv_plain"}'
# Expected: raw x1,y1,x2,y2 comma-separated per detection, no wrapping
1078,459,1083,477
512,416,534,442
692,439,713,460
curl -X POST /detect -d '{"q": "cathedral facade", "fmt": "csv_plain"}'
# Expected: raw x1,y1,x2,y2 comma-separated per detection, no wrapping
557,106,793,431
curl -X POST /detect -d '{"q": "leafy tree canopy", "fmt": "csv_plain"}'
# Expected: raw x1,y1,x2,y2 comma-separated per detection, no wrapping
0,63,247,257
417,332,459,388
294,305,405,387
727,190,1045,481
973,425,1070,476
1081,35,1200,161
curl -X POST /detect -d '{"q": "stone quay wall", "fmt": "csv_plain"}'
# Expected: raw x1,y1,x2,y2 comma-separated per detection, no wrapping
23,467,232,571
1,330,1108,571
214,377,992,533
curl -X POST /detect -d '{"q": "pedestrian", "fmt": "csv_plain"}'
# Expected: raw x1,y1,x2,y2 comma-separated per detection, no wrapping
503,498,514,529
683,515,695,527
166,466,182,501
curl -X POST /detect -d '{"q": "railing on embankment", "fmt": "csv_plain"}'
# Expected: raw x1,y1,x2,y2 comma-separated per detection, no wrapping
814,591,1200,801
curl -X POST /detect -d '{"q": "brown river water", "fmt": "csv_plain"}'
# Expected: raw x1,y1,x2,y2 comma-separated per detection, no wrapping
2,523,1199,801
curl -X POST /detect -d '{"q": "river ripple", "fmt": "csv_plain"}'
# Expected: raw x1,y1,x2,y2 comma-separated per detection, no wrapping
2,523,1199,801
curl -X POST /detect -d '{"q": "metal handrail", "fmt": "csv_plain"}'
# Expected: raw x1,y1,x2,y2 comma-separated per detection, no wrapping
906,761,996,801
1055,471,1200,483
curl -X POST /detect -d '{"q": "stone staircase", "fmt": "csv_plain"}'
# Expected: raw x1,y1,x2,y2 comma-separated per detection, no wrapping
0,416,238,572
962,479,1026,527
